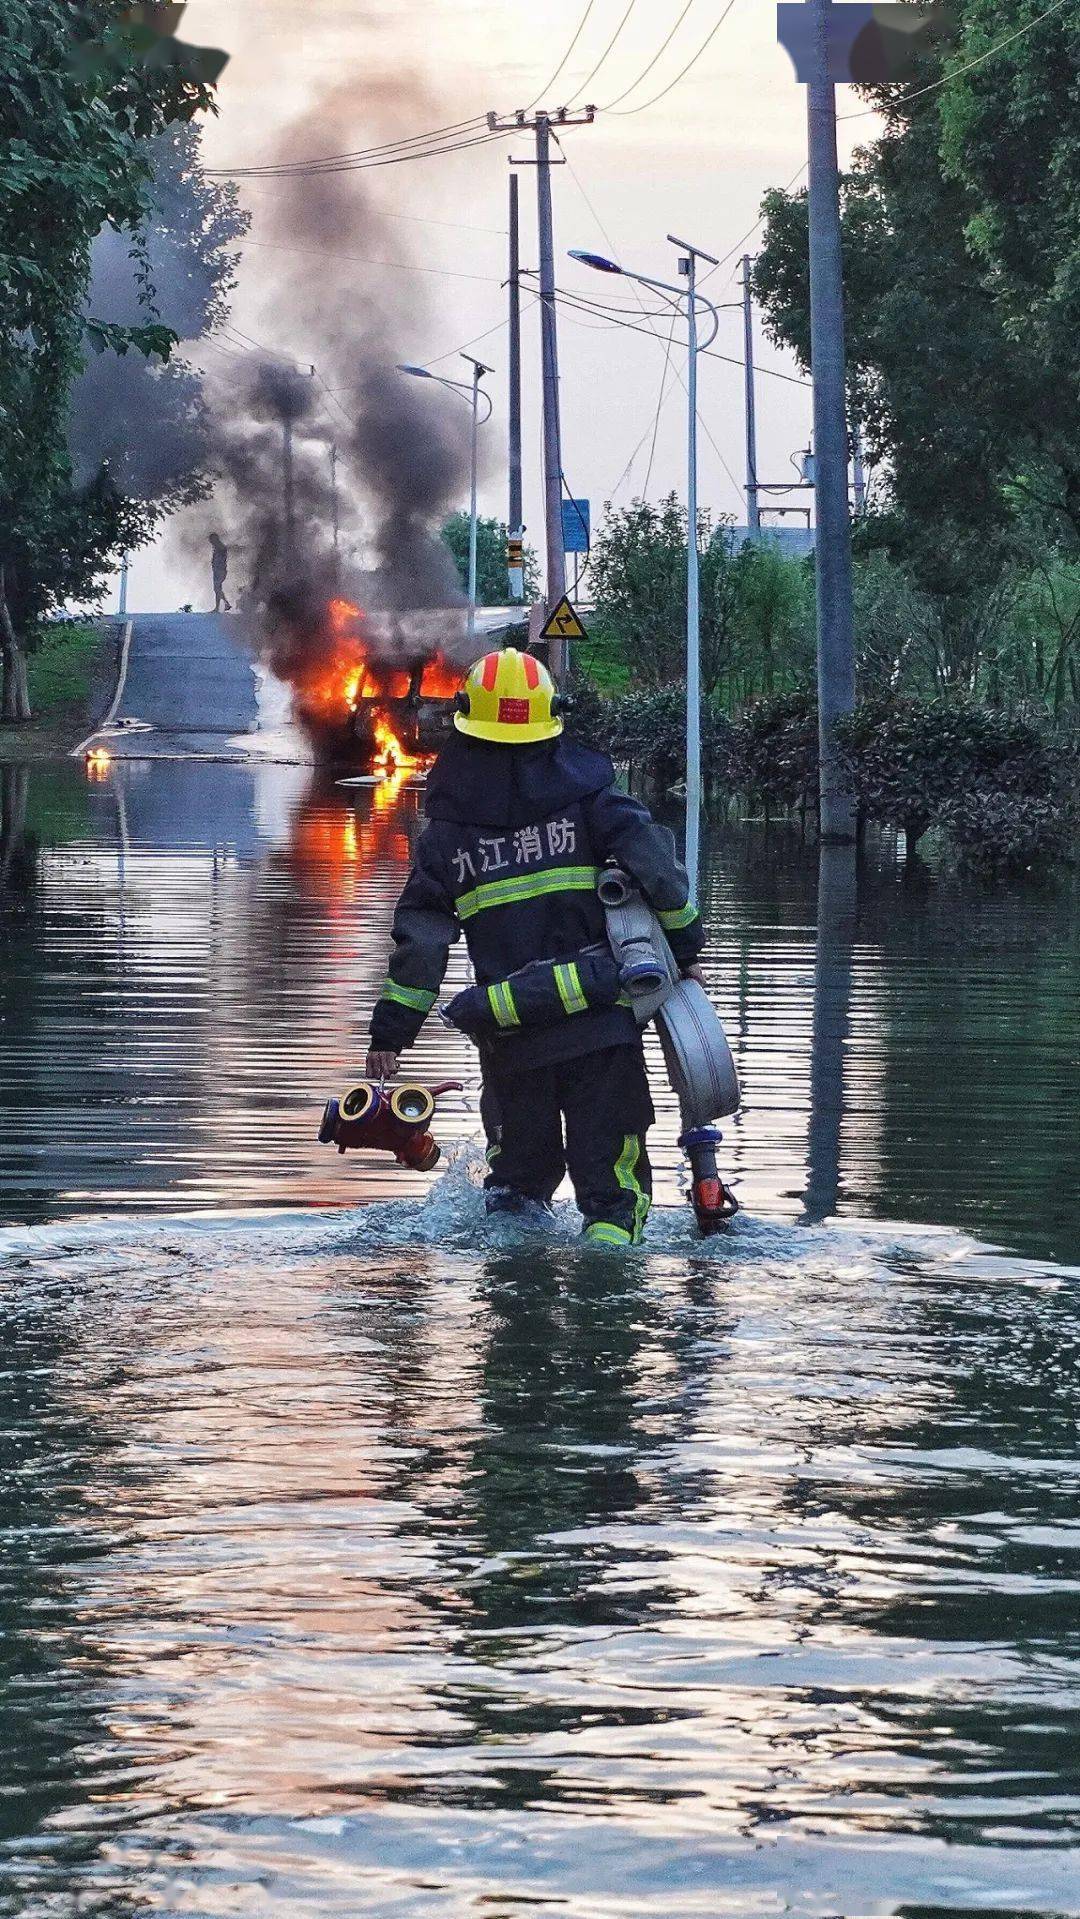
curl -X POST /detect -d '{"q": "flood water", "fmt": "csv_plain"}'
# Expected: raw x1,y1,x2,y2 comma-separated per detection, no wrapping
1,759,1078,1917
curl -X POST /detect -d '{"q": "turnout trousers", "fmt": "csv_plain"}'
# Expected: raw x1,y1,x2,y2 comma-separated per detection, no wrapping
482,1042,655,1246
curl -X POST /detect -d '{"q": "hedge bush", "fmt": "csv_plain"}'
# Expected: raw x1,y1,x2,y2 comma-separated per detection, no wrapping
833,697,1072,848
582,679,1078,872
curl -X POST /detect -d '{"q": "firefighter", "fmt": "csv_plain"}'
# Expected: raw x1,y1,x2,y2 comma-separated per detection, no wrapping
366,648,705,1247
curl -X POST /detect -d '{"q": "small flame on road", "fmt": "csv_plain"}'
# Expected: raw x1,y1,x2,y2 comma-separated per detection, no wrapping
85,748,113,780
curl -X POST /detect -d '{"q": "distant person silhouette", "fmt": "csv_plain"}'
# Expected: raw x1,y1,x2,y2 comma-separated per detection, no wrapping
210,533,232,614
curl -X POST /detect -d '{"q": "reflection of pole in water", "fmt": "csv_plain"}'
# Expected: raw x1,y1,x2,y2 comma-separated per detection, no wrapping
805,841,857,1222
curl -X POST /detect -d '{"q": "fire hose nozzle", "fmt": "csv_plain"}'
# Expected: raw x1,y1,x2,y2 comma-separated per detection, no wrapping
597,865,635,909
680,1126,740,1236
318,1079,462,1172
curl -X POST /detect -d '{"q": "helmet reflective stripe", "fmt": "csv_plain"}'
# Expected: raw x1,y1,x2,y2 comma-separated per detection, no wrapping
455,646,563,746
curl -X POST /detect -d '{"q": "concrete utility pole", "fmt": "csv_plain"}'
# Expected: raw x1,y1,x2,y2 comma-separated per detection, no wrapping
806,0,857,840
488,106,596,681
463,356,494,646
742,256,761,537
330,443,341,583
282,414,296,563
508,171,524,597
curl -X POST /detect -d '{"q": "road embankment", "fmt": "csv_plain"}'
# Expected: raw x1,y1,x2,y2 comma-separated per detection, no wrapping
0,621,121,763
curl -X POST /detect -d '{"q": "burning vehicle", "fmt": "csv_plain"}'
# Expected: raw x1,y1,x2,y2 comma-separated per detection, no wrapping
269,595,518,779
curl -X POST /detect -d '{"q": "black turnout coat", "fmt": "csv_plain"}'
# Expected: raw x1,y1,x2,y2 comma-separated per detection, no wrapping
370,732,705,1071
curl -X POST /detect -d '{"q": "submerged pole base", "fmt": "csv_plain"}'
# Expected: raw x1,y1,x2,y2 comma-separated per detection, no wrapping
681,1127,740,1236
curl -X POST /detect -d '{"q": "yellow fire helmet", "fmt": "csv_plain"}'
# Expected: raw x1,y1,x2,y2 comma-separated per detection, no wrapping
454,647,564,746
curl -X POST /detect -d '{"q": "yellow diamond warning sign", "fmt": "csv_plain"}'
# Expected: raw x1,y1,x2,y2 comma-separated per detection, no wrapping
540,596,588,644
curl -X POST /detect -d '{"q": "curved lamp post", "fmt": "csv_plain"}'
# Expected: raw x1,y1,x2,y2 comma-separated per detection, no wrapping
398,357,494,645
569,240,720,896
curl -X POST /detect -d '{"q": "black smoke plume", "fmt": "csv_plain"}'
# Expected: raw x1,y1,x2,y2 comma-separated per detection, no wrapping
199,74,486,689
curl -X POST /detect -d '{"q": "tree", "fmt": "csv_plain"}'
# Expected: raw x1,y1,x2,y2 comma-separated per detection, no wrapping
0,2,223,720
589,495,739,699
69,121,249,514
440,513,540,607
754,3,1080,701
940,0,1080,546
753,99,1032,628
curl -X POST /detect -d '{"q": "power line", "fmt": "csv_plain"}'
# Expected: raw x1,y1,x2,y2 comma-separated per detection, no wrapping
313,367,353,430
838,0,1073,120
553,286,809,384
205,116,488,178
223,324,305,366
702,162,809,284
609,0,741,114
423,305,537,370
236,236,504,286
602,0,700,109
524,0,601,108
207,129,505,181
567,0,640,105
644,315,679,494
238,190,508,238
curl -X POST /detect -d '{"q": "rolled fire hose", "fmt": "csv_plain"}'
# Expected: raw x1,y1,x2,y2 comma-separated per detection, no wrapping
600,867,741,1131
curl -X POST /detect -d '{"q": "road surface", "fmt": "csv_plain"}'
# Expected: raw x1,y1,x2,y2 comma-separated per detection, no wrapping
84,613,305,762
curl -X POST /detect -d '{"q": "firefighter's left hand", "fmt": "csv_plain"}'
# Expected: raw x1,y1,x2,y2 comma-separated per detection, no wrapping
681,965,706,988
366,1051,399,1082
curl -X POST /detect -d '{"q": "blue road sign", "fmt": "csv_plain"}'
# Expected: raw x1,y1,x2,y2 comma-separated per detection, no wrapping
562,498,591,555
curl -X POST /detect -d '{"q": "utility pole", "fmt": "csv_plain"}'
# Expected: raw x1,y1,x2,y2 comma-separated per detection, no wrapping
330,443,341,584
508,171,524,600
463,356,493,646
282,413,296,563
806,0,857,841
742,255,761,537
488,105,596,681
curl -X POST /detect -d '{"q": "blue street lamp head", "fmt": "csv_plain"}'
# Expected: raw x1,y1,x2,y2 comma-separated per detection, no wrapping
569,248,622,275
396,363,432,379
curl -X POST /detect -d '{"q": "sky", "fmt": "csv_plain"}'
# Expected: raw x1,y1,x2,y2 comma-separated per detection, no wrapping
127,0,872,613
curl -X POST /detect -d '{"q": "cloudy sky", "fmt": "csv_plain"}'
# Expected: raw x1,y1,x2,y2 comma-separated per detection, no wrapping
130,0,871,610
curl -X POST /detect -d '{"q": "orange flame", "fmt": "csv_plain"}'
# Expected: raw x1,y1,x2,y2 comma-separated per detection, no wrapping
292,597,462,721
85,748,113,780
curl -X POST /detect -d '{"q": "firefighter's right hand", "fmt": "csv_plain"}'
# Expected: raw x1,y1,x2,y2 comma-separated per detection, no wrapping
366,1051,399,1082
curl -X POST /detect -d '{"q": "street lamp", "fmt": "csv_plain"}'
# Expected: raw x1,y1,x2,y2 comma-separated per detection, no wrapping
397,357,494,645
569,238,720,897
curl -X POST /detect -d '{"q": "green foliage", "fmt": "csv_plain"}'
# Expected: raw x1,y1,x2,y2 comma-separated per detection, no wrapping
939,789,1077,879
731,540,816,697
25,620,103,714
835,697,1075,848
754,104,1032,616
440,513,540,607
939,0,1080,549
726,691,819,814
0,0,224,716
587,684,733,791
588,501,818,710
589,495,740,698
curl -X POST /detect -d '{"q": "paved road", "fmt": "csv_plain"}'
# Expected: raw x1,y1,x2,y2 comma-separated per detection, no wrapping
108,613,260,757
